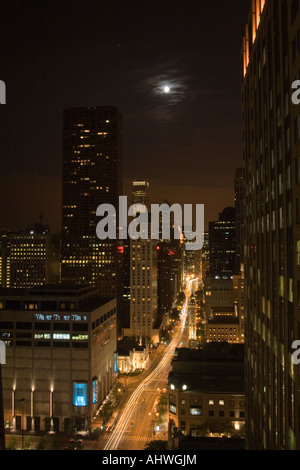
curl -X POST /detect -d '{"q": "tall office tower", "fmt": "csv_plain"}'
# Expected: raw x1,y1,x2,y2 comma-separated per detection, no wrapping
157,239,183,318
0,226,60,288
235,168,245,273
242,0,300,449
200,232,209,281
123,181,159,343
208,207,236,279
132,180,150,207
188,294,197,348
61,106,123,299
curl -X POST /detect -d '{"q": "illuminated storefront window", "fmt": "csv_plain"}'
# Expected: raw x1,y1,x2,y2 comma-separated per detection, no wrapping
92,379,97,404
73,382,88,407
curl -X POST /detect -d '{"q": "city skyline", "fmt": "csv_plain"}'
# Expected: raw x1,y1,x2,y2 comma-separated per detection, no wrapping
0,0,250,232
1,0,300,453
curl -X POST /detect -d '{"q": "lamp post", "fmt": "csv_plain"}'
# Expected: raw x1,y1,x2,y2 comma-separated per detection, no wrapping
0,364,5,450
0,341,6,450
20,398,25,450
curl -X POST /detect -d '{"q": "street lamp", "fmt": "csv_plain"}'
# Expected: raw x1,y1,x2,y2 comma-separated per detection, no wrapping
20,398,25,450
0,349,5,451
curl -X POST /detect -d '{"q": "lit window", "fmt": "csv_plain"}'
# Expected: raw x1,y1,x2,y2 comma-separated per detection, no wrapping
219,400,225,406
73,382,88,407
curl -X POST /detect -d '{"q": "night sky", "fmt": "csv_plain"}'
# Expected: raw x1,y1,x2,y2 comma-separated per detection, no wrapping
0,0,250,232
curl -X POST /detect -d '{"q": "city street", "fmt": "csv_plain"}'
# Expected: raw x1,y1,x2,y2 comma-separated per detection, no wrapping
83,279,194,451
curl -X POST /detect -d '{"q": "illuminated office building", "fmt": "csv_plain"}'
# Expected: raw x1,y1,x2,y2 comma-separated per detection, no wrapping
235,168,245,273
0,226,60,289
167,344,245,438
242,0,300,449
61,106,123,298
208,207,236,279
123,181,160,343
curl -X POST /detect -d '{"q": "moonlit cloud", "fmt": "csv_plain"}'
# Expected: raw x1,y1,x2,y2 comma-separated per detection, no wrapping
142,71,189,105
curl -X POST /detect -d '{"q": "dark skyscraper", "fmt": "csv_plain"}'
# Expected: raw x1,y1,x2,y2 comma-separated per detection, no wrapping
208,207,236,279
235,167,245,273
61,106,123,298
242,0,300,450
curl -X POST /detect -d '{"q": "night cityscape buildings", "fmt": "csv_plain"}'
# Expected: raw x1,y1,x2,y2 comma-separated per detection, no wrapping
61,106,123,299
0,0,300,454
0,285,117,433
242,0,300,450
0,226,60,289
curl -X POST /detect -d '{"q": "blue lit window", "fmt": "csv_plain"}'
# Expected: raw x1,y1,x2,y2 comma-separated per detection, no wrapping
73,382,88,407
92,380,97,404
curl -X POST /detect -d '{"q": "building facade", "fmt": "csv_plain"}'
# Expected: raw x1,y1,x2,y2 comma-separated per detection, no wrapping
242,0,300,449
0,228,60,289
0,285,117,432
123,181,160,343
167,345,245,437
208,207,236,279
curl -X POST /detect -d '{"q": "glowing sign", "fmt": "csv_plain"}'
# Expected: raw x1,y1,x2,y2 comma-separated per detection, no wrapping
73,382,88,407
92,380,97,404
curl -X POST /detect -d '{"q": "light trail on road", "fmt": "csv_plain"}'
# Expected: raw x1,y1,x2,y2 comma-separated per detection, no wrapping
104,278,195,450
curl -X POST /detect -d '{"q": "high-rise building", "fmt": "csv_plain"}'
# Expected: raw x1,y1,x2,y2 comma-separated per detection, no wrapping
242,0,300,449
157,240,183,318
208,207,236,278
0,285,117,432
234,168,245,273
61,106,123,298
123,181,160,343
132,180,150,207
200,232,209,282
0,226,60,288
188,294,197,348
167,344,245,438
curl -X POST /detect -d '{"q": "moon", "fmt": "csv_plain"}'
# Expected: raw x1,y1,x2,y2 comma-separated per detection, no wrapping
163,85,170,93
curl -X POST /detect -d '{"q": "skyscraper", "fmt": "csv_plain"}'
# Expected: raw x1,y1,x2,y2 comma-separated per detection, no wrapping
61,106,123,298
123,181,159,343
242,0,300,449
208,207,236,279
234,168,245,273
0,225,60,288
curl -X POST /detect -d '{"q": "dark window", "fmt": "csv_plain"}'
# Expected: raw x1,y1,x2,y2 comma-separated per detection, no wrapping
295,114,300,142
72,323,88,331
0,322,13,329
219,411,225,417
34,341,51,347
35,322,51,330
209,410,214,417
34,417,40,432
292,0,299,23
53,342,70,348
72,342,88,348
16,340,31,347
16,322,32,330
16,332,31,338
53,323,70,331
